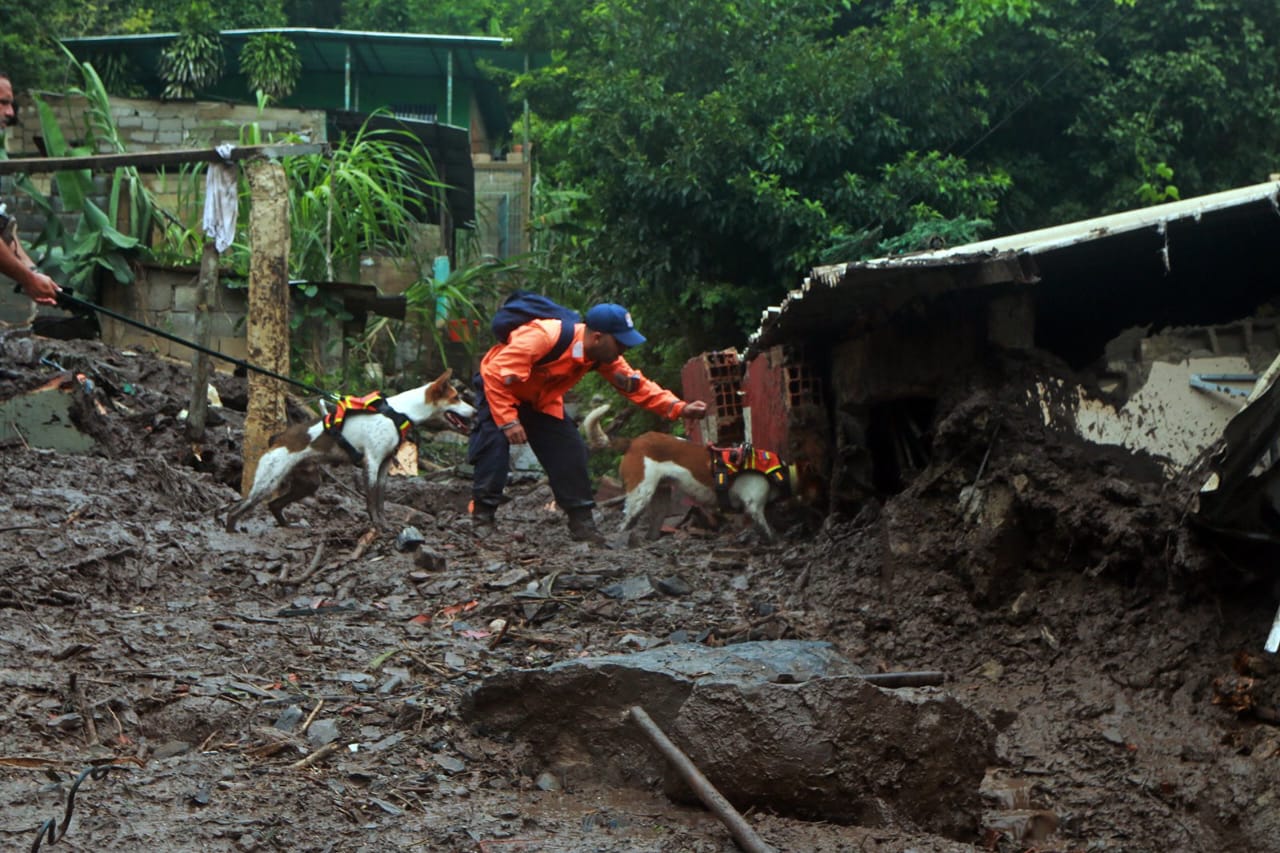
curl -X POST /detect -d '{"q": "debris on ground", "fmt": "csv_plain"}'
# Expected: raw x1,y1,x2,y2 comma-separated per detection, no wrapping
3,332,1280,852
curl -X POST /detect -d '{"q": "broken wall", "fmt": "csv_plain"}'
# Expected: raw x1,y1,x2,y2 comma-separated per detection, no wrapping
680,349,745,446
1067,317,1280,471
827,294,998,509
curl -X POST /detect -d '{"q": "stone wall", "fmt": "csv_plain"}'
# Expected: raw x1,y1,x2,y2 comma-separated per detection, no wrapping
100,265,249,368
4,94,326,157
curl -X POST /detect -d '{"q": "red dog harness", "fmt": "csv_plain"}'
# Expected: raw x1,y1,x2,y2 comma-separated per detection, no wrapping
323,392,411,461
709,444,794,510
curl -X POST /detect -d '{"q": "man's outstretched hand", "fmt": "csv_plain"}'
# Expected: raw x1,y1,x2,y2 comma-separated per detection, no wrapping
682,400,709,420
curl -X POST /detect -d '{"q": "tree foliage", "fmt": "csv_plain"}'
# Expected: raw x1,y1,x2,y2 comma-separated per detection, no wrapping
954,0,1280,230
507,0,1280,354
509,0,1013,349
157,3,224,99
1,4,84,90
9,0,1280,360
340,0,504,35
239,33,302,102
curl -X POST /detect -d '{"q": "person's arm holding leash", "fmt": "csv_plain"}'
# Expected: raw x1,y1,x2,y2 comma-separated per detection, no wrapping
0,72,62,306
0,237,60,305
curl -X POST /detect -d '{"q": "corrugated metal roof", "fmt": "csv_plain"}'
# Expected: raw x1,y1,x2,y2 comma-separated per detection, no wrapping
63,29,528,80
748,180,1280,355
61,29,534,136
907,180,1280,260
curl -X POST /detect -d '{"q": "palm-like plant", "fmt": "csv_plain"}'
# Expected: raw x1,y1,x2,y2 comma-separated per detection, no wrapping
283,114,442,283
158,4,224,99
239,33,301,103
18,50,158,295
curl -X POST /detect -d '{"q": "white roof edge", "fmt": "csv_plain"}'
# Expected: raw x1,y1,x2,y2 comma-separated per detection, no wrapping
893,179,1280,262
749,180,1280,347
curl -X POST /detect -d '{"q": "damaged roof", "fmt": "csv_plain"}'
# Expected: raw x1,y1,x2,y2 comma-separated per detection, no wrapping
748,180,1280,357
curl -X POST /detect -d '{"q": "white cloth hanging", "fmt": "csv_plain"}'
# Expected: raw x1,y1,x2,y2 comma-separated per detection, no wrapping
202,144,239,253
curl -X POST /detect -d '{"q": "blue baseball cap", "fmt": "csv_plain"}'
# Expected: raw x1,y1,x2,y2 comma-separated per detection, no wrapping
585,303,647,348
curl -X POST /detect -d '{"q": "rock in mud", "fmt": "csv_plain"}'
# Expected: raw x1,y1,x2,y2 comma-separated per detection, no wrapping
462,640,994,839
395,526,425,551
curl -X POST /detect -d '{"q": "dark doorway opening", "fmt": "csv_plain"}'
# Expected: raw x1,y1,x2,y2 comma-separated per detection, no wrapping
867,398,937,495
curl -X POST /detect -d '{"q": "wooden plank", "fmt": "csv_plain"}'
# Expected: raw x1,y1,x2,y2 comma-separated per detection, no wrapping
185,241,221,441
240,159,292,497
0,143,327,175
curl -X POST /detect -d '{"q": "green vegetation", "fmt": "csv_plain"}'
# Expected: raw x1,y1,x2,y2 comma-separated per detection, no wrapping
239,33,302,104
5,0,1280,375
16,52,158,298
501,0,1280,362
149,109,499,390
339,0,503,35
157,3,225,99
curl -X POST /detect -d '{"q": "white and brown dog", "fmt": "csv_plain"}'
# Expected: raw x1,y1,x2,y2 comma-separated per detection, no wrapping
584,404,809,542
225,370,474,531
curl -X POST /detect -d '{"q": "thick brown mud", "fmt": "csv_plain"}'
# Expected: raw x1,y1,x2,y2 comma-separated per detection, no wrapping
3,334,1279,852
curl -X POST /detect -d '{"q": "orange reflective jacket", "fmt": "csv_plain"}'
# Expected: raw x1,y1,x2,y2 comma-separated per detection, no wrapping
479,318,687,428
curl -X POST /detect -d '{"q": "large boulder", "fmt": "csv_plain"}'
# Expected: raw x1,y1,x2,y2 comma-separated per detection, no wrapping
463,640,994,840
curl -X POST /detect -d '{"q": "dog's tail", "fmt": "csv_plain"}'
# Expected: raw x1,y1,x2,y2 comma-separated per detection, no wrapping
582,403,631,453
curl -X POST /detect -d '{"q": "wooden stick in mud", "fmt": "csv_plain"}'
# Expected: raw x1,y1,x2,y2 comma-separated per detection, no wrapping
284,542,327,586
71,673,98,747
627,706,776,853
290,741,340,770
347,529,377,562
300,699,325,736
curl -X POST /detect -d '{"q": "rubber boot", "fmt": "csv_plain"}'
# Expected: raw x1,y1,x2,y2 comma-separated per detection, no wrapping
470,500,497,535
566,506,606,544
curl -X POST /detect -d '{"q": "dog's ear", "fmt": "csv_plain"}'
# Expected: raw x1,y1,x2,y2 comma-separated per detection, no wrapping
427,369,454,398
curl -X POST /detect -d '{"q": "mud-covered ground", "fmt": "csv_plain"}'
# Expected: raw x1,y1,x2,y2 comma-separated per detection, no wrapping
3,331,1280,853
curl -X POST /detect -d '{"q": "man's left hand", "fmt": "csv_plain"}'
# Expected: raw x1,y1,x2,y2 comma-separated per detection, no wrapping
22,271,62,306
682,400,708,420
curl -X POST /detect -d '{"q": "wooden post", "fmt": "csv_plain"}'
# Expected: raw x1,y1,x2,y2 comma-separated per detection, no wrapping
186,240,220,441
241,159,291,496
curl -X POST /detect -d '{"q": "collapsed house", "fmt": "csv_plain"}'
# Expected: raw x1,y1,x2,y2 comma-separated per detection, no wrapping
684,179,1280,546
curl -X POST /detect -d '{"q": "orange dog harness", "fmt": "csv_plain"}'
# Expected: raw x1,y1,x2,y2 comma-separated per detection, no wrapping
323,392,411,461
709,444,794,509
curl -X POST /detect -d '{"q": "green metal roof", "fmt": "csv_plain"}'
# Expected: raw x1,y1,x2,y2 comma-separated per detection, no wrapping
61,29,533,137
63,28,529,78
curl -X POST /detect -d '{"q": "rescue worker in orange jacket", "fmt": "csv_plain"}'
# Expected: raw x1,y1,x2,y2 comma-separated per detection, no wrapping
468,302,708,543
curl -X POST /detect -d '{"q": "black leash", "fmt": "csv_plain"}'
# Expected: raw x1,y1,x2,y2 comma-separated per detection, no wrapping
54,290,337,400
31,765,122,852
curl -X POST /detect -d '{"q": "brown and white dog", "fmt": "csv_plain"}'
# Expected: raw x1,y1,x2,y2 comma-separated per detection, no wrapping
583,404,804,542
225,370,474,531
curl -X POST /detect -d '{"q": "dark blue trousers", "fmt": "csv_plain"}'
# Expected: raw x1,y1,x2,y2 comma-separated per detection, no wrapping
468,376,593,512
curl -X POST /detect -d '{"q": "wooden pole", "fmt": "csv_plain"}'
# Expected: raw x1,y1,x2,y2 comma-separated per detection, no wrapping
241,159,291,496
186,240,220,441
628,706,776,853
